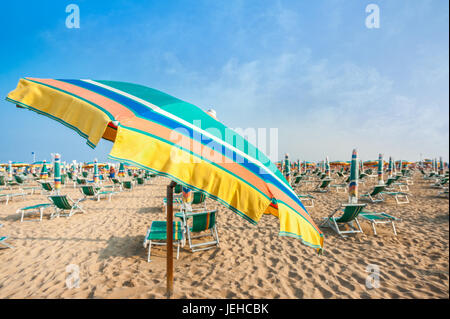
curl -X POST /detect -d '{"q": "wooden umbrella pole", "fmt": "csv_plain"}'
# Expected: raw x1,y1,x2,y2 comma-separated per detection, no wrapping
166,181,177,298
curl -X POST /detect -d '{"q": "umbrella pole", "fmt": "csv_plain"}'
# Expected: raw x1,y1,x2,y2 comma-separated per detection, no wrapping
166,181,176,298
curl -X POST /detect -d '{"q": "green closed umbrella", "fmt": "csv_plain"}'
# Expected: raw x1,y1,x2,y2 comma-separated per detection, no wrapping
349,149,359,204
40,160,48,179
377,153,384,185
54,153,61,193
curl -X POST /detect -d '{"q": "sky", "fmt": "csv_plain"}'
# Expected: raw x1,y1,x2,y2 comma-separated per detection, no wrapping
0,0,448,164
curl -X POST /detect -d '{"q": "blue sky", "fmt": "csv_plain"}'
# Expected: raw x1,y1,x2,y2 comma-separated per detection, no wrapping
0,0,448,164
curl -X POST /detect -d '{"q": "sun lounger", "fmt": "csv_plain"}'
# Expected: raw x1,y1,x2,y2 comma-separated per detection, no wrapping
79,185,117,202
320,203,367,237
360,185,386,203
314,179,332,192
381,191,410,205
143,221,184,262
48,195,86,219
359,210,401,235
177,209,219,252
297,194,315,207
0,224,13,249
16,203,53,222
39,181,55,194
0,192,26,205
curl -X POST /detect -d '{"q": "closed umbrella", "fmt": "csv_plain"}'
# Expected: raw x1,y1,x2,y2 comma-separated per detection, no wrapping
54,153,61,193
377,153,384,185
349,149,359,204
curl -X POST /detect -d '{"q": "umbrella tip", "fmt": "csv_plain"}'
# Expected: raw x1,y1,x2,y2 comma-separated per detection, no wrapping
206,108,217,119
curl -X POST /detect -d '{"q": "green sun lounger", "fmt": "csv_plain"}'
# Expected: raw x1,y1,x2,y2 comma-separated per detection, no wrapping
359,210,400,235
177,209,219,252
17,203,53,222
79,185,117,201
40,181,55,194
381,191,410,205
0,192,26,205
320,203,367,237
48,195,86,219
315,179,332,192
0,224,13,249
297,194,315,207
361,185,386,203
143,221,184,262
122,180,134,190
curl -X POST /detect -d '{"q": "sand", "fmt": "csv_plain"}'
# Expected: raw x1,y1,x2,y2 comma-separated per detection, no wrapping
0,173,448,299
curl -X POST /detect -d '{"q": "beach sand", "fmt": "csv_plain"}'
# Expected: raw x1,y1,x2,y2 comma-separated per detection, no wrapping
0,173,448,298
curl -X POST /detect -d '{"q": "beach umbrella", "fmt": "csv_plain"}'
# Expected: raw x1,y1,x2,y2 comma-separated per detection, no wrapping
387,156,393,178
283,153,291,184
93,159,100,184
377,153,384,185
118,162,125,178
349,149,359,204
6,77,324,295
439,157,444,176
54,153,61,193
8,161,13,181
40,160,48,179
325,156,330,178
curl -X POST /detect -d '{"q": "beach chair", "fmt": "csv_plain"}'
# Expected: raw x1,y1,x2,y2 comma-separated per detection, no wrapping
111,178,123,191
136,177,145,186
381,191,410,205
359,210,401,235
79,185,117,202
76,178,87,186
16,203,53,222
0,224,13,249
385,177,409,192
39,181,55,194
360,185,386,203
48,195,86,219
122,180,134,191
0,191,26,205
143,221,184,262
180,210,219,252
314,179,332,192
330,183,348,193
320,203,367,237
292,175,304,188
297,194,315,207
82,171,88,178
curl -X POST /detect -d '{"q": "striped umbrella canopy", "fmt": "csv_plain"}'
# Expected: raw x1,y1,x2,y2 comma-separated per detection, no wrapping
439,156,444,176
40,160,48,179
377,153,384,185
118,162,125,178
93,158,100,184
325,156,331,178
387,156,393,178
283,153,291,184
329,161,349,167
11,161,30,167
54,153,61,193
7,78,323,252
8,161,13,180
349,149,359,204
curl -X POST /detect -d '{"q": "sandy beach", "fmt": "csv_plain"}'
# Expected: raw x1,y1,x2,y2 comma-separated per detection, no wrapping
0,173,448,299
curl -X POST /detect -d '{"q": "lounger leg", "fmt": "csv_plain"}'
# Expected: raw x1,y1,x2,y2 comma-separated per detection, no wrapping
354,218,364,234
176,242,180,260
371,222,377,235
147,241,152,262
392,222,397,235
214,225,220,246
